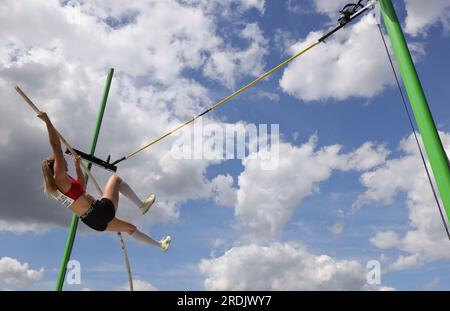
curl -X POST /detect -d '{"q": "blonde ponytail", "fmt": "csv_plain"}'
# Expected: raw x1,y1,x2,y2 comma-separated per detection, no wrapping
41,158,58,196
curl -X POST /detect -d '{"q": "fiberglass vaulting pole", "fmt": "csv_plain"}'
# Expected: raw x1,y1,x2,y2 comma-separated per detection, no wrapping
55,68,114,291
379,0,450,221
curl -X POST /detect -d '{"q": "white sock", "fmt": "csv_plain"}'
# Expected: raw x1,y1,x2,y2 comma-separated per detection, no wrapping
131,229,161,248
119,181,143,208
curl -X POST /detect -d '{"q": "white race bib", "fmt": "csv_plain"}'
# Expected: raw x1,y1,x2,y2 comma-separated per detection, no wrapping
52,190,74,208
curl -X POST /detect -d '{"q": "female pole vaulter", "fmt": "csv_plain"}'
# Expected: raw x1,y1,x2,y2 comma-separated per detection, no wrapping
38,112,171,252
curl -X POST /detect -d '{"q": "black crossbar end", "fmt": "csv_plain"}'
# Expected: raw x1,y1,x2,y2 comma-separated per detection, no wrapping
65,148,118,172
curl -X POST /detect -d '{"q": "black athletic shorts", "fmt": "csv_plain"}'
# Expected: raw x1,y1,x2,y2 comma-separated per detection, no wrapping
80,198,115,232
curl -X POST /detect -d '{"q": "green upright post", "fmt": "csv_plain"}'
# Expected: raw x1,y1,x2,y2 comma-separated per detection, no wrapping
379,0,450,219
55,68,114,291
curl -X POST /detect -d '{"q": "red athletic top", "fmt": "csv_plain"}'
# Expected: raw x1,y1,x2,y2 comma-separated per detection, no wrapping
63,176,85,201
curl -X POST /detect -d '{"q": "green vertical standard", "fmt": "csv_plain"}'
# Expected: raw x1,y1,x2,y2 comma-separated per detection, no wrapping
379,0,450,219
55,68,114,291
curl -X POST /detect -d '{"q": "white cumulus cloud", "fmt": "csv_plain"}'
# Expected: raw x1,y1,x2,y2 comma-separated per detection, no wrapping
370,230,401,249
404,0,450,36
279,15,394,102
203,23,268,88
235,134,389,241
0,257,44,288
313,0,350,18
211,174,237,208
199,242,394,290
356,132,450,270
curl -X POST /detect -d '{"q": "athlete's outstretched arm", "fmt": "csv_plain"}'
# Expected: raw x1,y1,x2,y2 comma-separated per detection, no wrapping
37,112,67,181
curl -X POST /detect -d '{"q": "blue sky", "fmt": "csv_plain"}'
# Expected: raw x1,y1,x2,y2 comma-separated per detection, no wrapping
1,0,450,291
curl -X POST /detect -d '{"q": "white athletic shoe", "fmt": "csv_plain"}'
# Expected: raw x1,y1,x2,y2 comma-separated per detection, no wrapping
140,194,156,215
160,236,171,253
